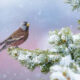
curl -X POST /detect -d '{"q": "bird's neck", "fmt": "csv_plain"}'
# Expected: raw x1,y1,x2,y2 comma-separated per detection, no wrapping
25,27,29,31
21,26,29,31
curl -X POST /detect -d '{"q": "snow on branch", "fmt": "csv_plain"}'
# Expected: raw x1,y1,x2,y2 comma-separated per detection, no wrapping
8,48,61,73
8,27,80,80
65,0,80,10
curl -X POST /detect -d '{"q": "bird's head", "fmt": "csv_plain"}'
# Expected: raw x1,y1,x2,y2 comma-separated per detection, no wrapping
20,21,30,31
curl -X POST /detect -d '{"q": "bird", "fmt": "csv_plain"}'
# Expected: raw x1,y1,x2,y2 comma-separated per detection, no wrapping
0,21,30,52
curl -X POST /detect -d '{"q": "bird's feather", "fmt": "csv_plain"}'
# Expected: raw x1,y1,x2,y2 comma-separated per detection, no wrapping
0,25,29,52
0,41,5,45
5,36,24,45
0,28,25,45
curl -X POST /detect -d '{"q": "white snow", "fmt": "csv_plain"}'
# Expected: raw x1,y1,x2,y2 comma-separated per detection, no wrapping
60,55,74,66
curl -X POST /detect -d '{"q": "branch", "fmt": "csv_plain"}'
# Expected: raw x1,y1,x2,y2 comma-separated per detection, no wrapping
8,27,80,80
65,0,80,11
8,48,61,73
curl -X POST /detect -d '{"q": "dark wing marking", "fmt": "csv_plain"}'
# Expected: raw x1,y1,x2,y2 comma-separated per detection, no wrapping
5,36,24,45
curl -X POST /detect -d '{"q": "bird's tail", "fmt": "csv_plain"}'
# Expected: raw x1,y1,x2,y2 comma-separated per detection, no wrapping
0,41,5,45
0,44,7,52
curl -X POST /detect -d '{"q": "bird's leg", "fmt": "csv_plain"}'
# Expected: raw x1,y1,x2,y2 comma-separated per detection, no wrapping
8,45,19,49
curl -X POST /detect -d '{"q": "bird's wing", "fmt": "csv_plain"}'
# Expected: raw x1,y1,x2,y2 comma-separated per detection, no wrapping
5,35,24,45
4,28,25,44
7,36,24,42
0,36,24,52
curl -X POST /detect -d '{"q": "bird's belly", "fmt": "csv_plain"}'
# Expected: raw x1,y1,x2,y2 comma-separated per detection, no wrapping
10,40,25,46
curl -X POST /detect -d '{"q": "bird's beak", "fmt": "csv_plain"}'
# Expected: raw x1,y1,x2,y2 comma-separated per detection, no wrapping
26,23,30,27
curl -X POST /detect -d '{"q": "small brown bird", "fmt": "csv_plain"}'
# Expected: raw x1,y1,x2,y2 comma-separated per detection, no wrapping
0,21,30,52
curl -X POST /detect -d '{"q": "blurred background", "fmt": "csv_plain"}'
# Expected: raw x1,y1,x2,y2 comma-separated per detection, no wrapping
0,0,80,80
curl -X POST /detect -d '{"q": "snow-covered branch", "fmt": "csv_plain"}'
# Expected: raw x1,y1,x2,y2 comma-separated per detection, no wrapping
8,47,61,73
65,0,80,10
8,27,80,80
